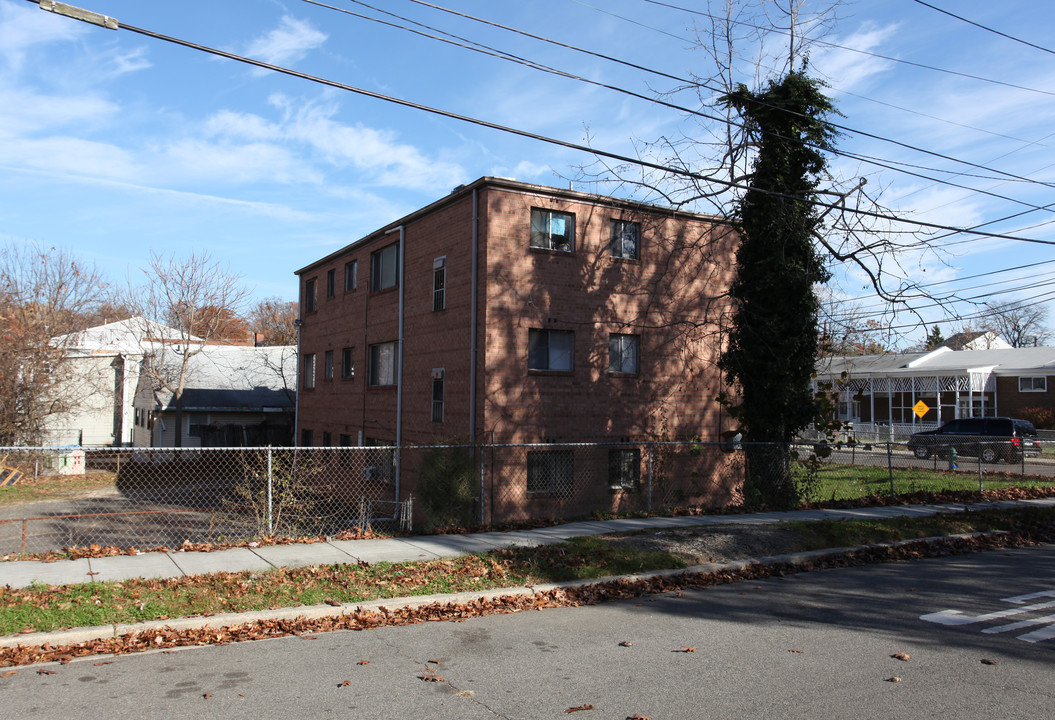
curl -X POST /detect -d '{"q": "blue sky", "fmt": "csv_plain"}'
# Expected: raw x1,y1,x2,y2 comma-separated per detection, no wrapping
2,0,1054,346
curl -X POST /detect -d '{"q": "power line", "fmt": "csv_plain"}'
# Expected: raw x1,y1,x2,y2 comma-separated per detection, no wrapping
632,0,1055,97
31,1,1055,249
911,0,1055,56
366,0,1055,200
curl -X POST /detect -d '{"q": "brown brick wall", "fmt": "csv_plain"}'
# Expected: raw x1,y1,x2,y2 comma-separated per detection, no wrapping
295,179,740,520
477,185,737,443
995,375,1054,418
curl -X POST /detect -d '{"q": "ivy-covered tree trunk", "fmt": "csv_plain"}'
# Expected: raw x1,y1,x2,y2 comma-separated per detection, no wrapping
720,72,836,509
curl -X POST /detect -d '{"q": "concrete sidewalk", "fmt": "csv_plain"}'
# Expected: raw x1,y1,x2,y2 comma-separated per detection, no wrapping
2,498,1052,590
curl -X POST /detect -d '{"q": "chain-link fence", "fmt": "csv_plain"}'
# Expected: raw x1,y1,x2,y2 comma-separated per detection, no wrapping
0,446,403,556
0,440,1053,556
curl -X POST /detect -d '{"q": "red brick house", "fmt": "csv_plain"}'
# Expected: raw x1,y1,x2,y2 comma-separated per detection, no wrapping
294,177,740,519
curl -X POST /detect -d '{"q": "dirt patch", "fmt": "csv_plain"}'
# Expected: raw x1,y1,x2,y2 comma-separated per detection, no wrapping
594,525,802,565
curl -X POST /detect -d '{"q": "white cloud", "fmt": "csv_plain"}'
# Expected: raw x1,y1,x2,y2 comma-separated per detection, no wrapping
0,136,139,180
0,83,118,137
0,0,85,71
106,46,152,77
812,22,900,92
243,15,327,69
266,94,466,191
158,138,321,185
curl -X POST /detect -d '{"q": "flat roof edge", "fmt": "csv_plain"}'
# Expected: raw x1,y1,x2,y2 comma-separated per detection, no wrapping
294,177,731,276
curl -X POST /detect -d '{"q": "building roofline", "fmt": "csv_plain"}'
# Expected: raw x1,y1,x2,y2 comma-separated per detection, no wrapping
294,176,731,276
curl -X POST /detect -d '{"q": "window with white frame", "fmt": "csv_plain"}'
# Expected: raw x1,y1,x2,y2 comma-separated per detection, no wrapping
610,219,640,260
608,448,640,489
528,329,574,372
368,341,398,386
371,243,399,291
530,208,575,252
608,333,639,374
527,449,573,494
302,353,316,389
433,257,446,312
957,397,987,418
344,260,357,291
1019,376,1047,392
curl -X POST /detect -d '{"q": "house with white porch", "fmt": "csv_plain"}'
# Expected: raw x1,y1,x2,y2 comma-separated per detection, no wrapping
815,346,1055,438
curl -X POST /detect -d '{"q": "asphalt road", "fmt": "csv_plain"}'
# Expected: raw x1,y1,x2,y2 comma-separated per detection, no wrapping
3,545,1053,719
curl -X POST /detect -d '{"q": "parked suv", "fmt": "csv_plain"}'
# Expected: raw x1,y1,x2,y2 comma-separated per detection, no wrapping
906,417,1041,463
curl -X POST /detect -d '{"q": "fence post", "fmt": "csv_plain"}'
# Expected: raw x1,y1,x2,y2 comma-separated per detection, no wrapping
977,442,983,492
267,446,273,535
647,443,654,512
887,442,894,497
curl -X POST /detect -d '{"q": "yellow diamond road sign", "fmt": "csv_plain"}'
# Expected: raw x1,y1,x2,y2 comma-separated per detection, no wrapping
913,400,930,419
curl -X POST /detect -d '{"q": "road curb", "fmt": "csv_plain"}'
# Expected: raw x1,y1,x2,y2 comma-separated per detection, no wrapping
0,531,1007,651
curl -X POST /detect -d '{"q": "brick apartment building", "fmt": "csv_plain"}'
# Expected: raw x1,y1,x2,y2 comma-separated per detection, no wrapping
294,177,741,519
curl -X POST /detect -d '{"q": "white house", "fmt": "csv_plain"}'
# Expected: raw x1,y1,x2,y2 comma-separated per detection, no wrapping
132,344,297,447
44,317,192,446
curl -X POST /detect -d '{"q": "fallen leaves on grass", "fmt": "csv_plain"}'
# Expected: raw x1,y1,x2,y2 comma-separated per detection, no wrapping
3,526,1055,668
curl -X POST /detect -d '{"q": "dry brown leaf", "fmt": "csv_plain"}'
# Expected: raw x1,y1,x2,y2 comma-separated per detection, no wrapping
618,641,633,647
324,599,342,607
202,693,213,699
627,715,651,720
788,649,803,653
892,652,910,661
564,705,595,713
36,669,55,675
677,647,696,653
93,661,113,666
419,673,445,683
0,670,17,678
337,681,351,687
357,660,370,666
427,659,442,665
884,677,902,683
981,658,999,665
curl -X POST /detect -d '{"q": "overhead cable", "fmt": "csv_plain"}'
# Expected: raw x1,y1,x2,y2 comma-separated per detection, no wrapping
31,0,1055,248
